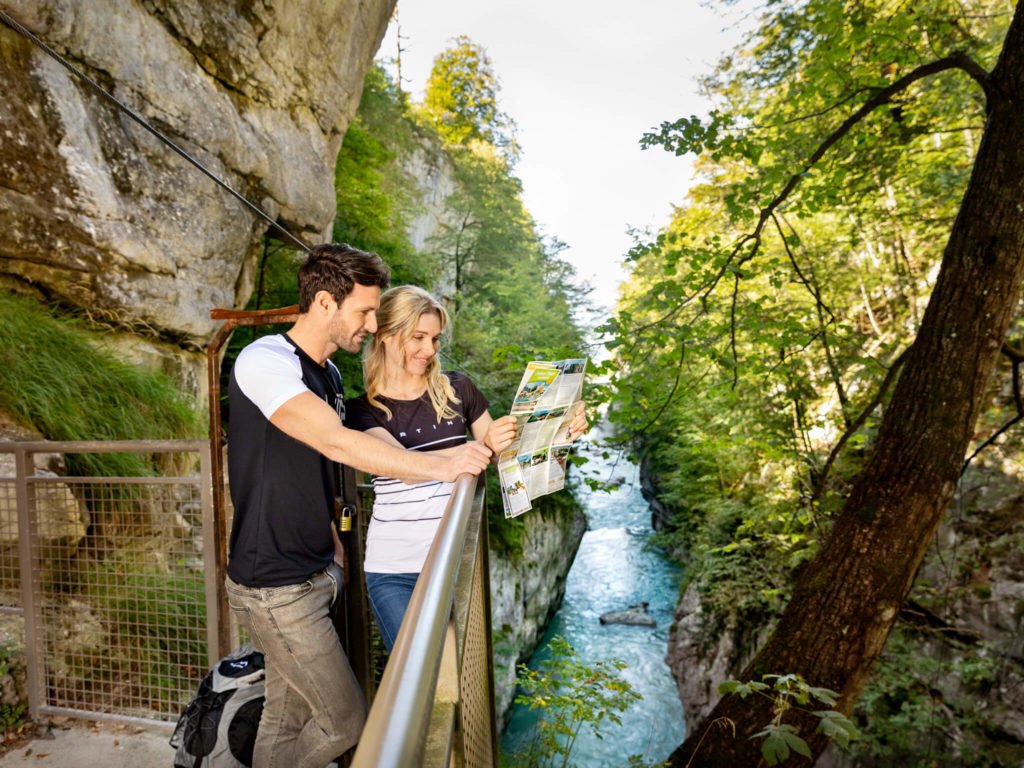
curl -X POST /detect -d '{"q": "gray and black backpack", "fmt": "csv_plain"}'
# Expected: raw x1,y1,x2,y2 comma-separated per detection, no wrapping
171,645,265,768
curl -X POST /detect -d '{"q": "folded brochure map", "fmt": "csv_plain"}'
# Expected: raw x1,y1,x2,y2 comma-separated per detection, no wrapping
498,357,587,518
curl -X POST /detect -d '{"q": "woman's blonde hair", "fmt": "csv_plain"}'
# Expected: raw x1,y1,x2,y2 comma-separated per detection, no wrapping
363,285,460,422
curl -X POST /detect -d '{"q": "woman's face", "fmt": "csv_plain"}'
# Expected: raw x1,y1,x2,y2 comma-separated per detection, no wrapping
385,311,442,376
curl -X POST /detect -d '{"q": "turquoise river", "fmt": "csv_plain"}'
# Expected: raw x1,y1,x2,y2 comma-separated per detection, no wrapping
501,430,687,765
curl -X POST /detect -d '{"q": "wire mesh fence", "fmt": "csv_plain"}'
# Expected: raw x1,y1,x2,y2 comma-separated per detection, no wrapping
0,439,498,763
0,440,214,726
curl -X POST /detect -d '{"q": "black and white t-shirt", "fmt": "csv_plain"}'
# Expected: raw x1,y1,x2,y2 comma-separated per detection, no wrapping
226,334,344,587
345,372,488,574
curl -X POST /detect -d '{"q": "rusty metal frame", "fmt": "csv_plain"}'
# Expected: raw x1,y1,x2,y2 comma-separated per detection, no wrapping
204,305,375,699
205,305,299,657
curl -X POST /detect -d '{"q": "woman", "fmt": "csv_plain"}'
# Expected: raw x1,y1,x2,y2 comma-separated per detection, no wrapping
345,285,585,651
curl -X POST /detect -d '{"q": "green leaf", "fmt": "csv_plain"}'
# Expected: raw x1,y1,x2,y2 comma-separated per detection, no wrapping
814,710,859,749
754,724,810,765
807,686,839,706
718,679,741,694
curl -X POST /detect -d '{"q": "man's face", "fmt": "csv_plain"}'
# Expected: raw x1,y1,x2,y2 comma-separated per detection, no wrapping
329,283,381,354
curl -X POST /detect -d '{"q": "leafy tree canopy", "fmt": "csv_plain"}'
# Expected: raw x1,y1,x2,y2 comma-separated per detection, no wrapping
602,0,1021,761
421,35,519,162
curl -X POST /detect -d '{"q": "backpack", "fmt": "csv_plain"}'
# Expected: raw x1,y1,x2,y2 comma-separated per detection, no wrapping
171,645,266,768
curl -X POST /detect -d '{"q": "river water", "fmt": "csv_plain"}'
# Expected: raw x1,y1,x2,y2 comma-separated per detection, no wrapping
500,435,686,765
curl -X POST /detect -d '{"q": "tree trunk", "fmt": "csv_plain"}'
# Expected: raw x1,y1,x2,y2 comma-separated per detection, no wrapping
671,3,1024,765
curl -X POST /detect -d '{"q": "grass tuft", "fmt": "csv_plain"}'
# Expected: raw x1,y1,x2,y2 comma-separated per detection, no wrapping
0,291,202,476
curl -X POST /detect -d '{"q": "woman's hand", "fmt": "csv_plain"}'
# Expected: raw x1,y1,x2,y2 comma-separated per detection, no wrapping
566,402,589,441
484,415,518,454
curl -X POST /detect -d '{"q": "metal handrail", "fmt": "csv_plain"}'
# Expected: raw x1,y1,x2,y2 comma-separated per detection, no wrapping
352,473,482,768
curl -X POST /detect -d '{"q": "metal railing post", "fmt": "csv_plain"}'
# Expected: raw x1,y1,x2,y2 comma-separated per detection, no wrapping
198,440,220,667
13,446,44,719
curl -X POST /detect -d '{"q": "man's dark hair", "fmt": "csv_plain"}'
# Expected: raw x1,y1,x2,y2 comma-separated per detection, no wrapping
297,243,391,312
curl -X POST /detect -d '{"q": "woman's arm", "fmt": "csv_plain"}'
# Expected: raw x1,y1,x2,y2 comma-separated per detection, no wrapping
565,402,589,441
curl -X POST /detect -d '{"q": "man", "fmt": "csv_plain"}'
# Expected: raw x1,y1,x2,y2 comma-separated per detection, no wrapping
224,243,491,768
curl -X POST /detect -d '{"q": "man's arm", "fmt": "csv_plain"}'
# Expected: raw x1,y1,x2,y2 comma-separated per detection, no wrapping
270,392,491,481
357,426,443,485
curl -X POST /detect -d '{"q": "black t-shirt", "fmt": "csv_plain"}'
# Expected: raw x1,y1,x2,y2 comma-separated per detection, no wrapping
226,334,344,587
344,371,489,451
345,372,489,574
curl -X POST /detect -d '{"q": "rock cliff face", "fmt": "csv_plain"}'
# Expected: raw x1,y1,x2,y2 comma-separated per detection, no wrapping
662,460,1024,763
490,504,587,725
404,140,457,256
665,582,768,735
0,0,394,350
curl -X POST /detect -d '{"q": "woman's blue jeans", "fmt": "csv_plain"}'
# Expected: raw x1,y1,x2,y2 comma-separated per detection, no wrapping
364,571,420,652
225,562,365,768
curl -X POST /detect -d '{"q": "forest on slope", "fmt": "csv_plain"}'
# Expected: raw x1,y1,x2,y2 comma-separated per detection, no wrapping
600,0,1023,764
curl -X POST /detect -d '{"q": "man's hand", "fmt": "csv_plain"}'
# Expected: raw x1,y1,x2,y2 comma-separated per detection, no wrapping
444,441,492,480
484,415,518,454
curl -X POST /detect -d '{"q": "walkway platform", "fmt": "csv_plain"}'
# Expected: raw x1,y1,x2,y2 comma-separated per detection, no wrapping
0,719,170,768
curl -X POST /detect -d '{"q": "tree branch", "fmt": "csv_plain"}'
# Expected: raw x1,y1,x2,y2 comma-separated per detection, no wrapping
771,213,850,424
632,341,688,440
809,348,909,508
627,53,990,352
729,273,740,388
960,341,1024,475
762,53,991,232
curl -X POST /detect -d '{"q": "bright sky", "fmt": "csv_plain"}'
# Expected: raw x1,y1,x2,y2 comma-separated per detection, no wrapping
378,1,754,317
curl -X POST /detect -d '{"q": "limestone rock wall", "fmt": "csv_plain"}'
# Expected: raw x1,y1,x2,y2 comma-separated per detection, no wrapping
489,504,587,726
404,139,457,256
0,417,89,586
665,582,769,735
0,0,395,347
662,461,1024,762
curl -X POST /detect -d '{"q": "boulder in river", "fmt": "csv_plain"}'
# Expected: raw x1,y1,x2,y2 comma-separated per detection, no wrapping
599,601,656,627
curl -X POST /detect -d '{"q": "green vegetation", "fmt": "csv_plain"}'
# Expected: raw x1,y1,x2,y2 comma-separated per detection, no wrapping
849,627,1018,766
609,0,1010,612
79,559,207,711
716,674,857,765
0,291,202,477
504,635,646,768
333,65,436,289
601,0,1021,761
0,642,27,732
421,35,517,157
